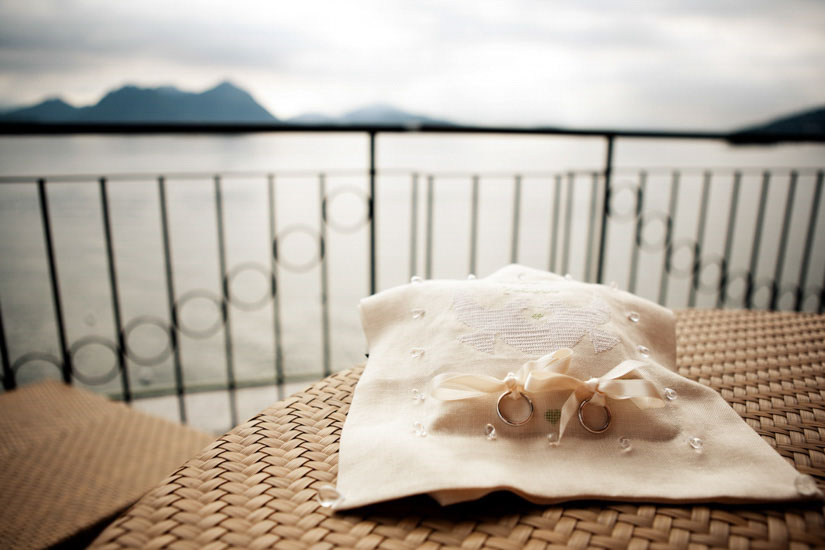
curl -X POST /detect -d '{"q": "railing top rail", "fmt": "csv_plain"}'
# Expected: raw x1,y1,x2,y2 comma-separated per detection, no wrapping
1,122,823,144
1,166,822,185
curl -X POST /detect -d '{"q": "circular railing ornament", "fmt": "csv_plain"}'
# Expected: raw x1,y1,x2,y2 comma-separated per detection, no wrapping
665,238,699,278
174,289,226,339
122,315,173,366
69,335,120,385
322,185,372,233
636,211,672,252
11,351,64,379
776,282,801,310
223,261,275,311
750,278,775,309
607,182,640,222
695,254,727,293
273,224,325,273
723,269,751,304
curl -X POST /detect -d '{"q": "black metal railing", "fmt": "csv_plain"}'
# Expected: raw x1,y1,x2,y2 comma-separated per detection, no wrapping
0,123,823,430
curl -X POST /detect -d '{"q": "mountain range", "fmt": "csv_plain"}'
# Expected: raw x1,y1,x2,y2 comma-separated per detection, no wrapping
732,105,825,140
0,82,275,123
0,81,453,126
0,81,822,137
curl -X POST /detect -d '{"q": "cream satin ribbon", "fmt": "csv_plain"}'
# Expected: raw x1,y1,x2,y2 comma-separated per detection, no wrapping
430,348,665,441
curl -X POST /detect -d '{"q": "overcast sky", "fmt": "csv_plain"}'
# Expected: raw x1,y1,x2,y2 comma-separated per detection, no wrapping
0,0,823,129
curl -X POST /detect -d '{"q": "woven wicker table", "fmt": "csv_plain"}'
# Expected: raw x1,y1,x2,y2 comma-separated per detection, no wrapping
93,310,825,549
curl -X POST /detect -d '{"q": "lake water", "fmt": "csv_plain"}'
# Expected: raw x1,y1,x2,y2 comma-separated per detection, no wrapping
1,133,823,432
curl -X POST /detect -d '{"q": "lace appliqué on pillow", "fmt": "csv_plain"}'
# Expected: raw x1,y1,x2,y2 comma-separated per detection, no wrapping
453,292,620,355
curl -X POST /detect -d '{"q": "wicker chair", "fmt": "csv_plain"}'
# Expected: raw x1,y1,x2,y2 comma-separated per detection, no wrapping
0,380,214,549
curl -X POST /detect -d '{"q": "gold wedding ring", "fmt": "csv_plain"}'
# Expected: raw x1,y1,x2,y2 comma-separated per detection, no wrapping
496,391,534,426
577,397,611,433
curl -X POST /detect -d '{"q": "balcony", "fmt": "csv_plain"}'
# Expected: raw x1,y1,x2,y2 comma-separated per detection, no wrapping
1,123,823,434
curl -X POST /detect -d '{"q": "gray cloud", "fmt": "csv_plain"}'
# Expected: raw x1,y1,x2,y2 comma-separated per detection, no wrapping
0,7,299,69
0,0,823,127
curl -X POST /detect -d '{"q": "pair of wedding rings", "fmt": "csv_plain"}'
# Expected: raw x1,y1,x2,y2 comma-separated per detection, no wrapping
496,391,611,433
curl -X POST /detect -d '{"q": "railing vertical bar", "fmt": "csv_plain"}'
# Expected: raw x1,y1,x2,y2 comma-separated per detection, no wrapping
549,174,561,272
689,172,712,307
214,176,238,427
266,174,284,398
770,170,797,310
99,177,131,402
628,172,646,295
510,175,521,264
469,175,479,275
38,178,71,384
821,263,825,314
425,175,434,279
561,173,574,276
368,131,377,295
409,173,419,279
795,170,822,311
584,172,598,282
0,301,13,390
745,172,770,308
157,176,187,423
658,171,680,305
717,171,741,308
596,135,614,284
319,174,331,377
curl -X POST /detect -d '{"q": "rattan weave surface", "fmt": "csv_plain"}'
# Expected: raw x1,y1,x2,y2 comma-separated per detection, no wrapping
93,310,825,549
0,380,214,549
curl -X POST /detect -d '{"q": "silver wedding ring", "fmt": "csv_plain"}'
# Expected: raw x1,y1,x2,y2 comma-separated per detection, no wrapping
496,391,534,426
577,397,611,433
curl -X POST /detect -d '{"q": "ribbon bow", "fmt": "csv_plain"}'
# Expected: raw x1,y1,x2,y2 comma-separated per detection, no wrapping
430,348,664,442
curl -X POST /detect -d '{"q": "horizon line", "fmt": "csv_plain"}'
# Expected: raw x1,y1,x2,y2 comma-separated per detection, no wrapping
1,121,823,145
